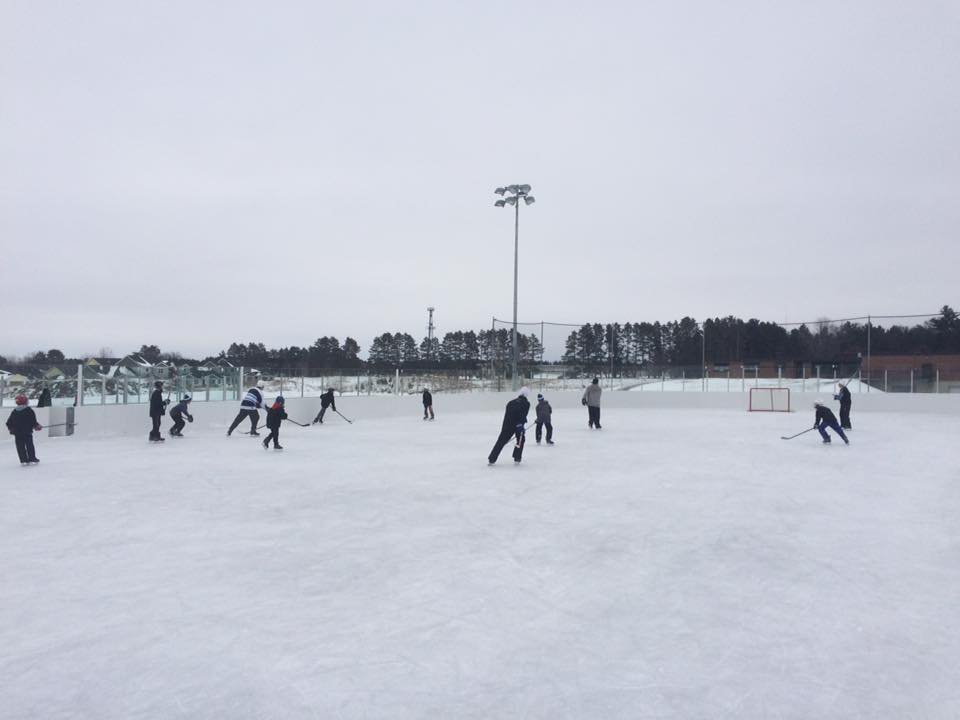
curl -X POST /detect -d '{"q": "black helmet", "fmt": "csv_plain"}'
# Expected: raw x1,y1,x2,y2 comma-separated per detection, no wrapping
154,381,163,388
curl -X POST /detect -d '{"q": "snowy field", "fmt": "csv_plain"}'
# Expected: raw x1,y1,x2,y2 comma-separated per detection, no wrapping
2,406,959,719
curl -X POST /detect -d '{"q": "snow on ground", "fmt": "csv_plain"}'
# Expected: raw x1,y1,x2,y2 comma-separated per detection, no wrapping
2,407,959,719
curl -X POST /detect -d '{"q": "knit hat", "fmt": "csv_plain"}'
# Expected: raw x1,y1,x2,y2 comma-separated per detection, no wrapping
154,381,163,388
519,387,530,397
275,395,285,404
537,393,544,400
15,394,28,406
592,377,599,384
182,394,191,402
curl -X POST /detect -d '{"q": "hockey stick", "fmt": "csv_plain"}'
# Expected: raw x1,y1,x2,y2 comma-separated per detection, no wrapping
283,418,311,427
781,427,816,440
334,409,353,424
42,422,80,429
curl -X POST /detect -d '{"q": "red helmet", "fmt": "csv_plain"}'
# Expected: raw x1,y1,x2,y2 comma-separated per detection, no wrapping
15,394,28,406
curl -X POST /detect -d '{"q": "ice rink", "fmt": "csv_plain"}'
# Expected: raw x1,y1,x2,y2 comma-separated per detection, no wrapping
2,404,959,719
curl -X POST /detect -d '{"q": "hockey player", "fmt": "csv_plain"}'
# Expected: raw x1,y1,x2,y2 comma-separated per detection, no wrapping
835,383,852,430
422,388,434,420
169,395,194,437
814,402,849,444
149,381,169,442
488,387,531,465
582,377,602,429
227,382,266,436
6,394,42,464
535,393,554,444
313,388,337,424
263,396,288,450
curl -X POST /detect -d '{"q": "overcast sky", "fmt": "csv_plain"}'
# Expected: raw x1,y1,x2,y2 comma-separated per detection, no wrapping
2,0,958,359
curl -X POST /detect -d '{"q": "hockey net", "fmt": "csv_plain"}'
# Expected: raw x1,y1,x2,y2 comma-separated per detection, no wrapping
749,387,791,412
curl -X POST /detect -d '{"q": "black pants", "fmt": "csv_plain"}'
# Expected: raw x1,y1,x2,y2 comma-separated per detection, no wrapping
14,433,37,463
150,415,162,440
314,406,331,423
170,415,186,435
588,406,601,428
263,427,281,447
839,405,851,430
489,428,525,463
229,409,259,434
535,420,553,443
423,404,434,419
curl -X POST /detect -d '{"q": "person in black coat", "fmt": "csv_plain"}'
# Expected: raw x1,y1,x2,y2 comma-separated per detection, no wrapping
313,388,337,424
169,395,194,436
814,402,849,444
834,383,852,430
37,388,52,408
488,387,531,464
535,393,554,444
263,396,288,449
6,394,42,464
422,388,434,421
149,381,169,442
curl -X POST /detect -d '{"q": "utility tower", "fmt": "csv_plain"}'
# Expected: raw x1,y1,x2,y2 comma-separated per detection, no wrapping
427,307,436,362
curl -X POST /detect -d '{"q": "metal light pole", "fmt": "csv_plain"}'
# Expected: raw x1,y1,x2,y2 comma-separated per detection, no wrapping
495,184,535,391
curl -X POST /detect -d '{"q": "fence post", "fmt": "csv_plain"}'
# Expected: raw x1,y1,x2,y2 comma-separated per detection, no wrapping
0,377,4,407
816,365,821,391
777,366,782,388
101,377,106,405
802,365,806,393
682,370,685,391
741,365,745,393
395,368,400,396
76,363,84,407
884,369,888,392
910,368,914,393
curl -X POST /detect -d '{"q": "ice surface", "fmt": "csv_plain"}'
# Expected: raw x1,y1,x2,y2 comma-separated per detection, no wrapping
2,407,959,718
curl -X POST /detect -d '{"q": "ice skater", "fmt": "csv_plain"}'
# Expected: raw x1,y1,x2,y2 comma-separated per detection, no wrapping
535,393,553,444
834,383,852,430
313,388,337,424
488,387,530,465
422,388,434,420
814,402,849,444
228,382,266,436
263,396,287,450
582,377,602,429
6,394,42,464
169,394,194,437
149,381,169,442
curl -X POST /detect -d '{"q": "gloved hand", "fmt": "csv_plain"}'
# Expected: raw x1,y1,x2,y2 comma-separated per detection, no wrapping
34,424,42,431
833,394,839,401
581,398,587,406
187,415,194,423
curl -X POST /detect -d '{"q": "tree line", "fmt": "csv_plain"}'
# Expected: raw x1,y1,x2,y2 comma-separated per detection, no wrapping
3,307,957,374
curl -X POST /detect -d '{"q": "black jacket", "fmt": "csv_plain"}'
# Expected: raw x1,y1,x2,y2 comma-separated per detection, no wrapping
422,390,432,406
37,389,52,408
815,405,838,426
536,398,552,422
320,390,336,410
266,403,288,429
501,396,530,432
6,407,39,435
836,386,851,408
149,389,168,418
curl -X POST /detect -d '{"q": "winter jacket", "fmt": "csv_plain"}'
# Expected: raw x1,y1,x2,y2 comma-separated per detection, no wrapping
582,383,602,407
536,398,552,423
240,388,265,409
266,403,288,429
37,389,52,408
320,390,336,410
6,406,40,435
836,386,851,408
149,389,168,418
170,401,193,421
422,390,432,407
814,405,839,427
501,396,530,432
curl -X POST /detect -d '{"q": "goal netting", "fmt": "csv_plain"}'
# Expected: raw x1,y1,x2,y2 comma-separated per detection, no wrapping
749,387,791,412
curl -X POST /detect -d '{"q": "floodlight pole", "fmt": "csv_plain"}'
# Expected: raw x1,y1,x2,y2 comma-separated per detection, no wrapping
494,184,535,393
512,199,519,391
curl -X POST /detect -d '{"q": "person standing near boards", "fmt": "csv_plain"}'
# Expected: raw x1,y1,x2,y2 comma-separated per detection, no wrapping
422,388,434,421
582,377,602,429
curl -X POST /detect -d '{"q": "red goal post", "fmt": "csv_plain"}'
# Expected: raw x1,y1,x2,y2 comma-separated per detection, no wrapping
749,387,791,412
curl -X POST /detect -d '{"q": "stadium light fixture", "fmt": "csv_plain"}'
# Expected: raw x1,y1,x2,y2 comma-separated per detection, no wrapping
493,183,535,391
